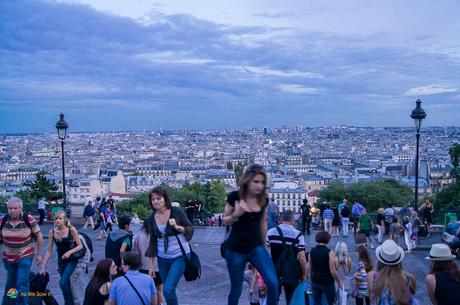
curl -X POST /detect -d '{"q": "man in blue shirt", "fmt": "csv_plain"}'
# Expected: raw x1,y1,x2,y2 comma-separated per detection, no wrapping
322,205,334,234
108,252,157,305
351,201,364,235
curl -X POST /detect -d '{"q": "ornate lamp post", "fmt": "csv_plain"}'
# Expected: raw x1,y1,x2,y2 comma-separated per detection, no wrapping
55,113,69,208
410,99,427,210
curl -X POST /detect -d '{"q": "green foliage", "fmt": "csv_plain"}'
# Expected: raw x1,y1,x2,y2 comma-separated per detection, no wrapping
132,205,151,219
117,193,148,218
432,143,460,212
0,195,9,213
116,181,227,220
434,180,460,211
226,161,233,171
319,179,413,212
449,143,460,179
21,171,62,203
234,162,245,185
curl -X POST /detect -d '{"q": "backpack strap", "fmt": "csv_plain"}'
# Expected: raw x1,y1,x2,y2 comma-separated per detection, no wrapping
0,213,35,242
123,275,147,305
275,226,287,249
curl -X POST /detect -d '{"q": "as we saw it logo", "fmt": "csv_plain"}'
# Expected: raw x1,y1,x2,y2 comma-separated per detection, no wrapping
7,288,18,299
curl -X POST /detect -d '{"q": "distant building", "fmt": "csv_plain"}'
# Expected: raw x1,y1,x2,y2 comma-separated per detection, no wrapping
429,162,454,193
268,188,308,213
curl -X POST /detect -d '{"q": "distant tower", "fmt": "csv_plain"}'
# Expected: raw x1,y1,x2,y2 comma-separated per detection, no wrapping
263,127,268,135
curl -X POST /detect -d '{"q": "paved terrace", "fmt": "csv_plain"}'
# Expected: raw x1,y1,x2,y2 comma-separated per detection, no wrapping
0,222,454,305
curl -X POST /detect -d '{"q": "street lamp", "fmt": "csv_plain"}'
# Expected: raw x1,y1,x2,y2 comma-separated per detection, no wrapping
410,99,427,210
55,113,69,208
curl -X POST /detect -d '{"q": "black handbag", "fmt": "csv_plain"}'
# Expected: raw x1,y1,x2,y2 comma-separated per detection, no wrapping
220,225,231,258
174,233,201,281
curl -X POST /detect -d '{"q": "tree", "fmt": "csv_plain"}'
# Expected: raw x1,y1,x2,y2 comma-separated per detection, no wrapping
319,179,412,212
117,193,150,219
116,181,227,220
226,161,233,171
449,143,460,179
22,171,62,202
434,143,460,211
435,182,460,211
205,181,227,214
0,195,9,213
234,162,245,185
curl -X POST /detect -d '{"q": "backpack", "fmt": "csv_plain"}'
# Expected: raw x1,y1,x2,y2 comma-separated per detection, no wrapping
274,226,302,286
105,232,133,267
341,206,351,218
0,212,35,243
78,231,94,262
384,209,395,223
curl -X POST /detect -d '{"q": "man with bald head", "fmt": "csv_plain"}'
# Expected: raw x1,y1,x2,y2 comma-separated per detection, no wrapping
1,197,43,305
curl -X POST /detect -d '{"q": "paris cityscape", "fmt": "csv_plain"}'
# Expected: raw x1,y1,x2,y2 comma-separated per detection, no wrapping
1,1,460,305
0,125,458,214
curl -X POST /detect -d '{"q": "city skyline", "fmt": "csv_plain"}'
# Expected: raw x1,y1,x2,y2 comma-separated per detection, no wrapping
1,0,460,133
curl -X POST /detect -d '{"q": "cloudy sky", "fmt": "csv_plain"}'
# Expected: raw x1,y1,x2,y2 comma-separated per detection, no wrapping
1,0,460,133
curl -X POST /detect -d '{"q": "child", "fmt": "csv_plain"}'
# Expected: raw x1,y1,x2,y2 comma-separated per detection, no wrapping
244,264,260,305
403,216,416,253
389,217,402,246
353,246,373,305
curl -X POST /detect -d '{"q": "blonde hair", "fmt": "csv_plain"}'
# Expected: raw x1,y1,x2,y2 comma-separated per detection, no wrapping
238,164,268,207
53,210,71,228
334,242,349,262
378,208,384,214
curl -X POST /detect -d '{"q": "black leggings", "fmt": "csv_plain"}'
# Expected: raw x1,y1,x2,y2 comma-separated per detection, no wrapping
355,296,370,305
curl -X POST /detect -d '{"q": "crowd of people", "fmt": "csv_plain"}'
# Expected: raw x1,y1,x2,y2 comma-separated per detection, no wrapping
0,163,459,305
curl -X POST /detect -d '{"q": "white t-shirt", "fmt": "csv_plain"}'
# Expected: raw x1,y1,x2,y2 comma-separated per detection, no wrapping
134,232,156,271
38,200,48,210
156,224,190,259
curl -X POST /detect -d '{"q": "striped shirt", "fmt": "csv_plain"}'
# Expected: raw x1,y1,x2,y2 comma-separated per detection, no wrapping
266,224,305,263
0,214,40,262
355,261,369,298
322,209,334,220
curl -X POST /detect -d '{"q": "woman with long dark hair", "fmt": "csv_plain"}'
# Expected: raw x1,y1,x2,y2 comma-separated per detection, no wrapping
222,164,278,305
425,243,460,305
145,187,194,305
83,258,118,305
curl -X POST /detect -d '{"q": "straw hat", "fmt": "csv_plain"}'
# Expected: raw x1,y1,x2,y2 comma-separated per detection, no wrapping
375,239,405,265
425,243,456,261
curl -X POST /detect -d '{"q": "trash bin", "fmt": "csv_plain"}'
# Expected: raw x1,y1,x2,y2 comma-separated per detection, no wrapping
444,212,458,226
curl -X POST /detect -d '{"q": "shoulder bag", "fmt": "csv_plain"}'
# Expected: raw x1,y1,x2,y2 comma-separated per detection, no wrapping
174,232,201,281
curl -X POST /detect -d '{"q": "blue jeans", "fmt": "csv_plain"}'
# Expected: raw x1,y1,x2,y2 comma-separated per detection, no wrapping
311,282,335,305
225,246,278,305
158,254,187,305
58,259,78,305
2,258,33,305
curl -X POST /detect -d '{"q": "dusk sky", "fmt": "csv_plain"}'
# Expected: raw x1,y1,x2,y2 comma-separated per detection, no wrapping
1,0,460,133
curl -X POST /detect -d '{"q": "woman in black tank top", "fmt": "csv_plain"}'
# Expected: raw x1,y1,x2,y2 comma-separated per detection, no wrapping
308,231,343,305
426,243,460,305
40,210,83,305
222,164,279,305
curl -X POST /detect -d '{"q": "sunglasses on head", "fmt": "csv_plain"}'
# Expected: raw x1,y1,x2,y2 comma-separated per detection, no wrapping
246,164,264,173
